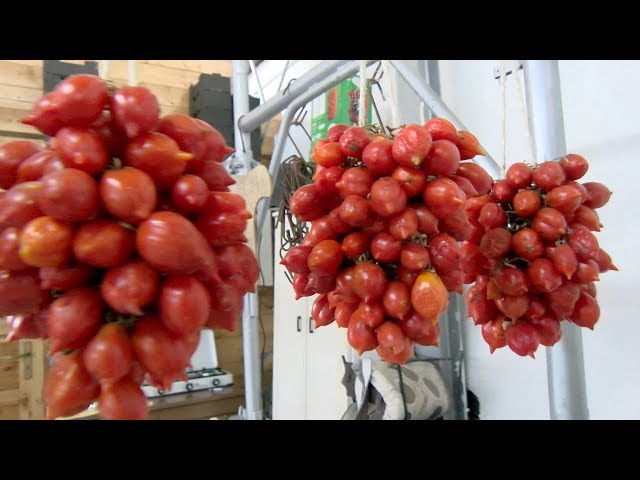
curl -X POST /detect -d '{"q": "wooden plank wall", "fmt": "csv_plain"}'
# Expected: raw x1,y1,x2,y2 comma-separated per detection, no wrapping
0,60,231,141
0,323,20,419
0,59,275,419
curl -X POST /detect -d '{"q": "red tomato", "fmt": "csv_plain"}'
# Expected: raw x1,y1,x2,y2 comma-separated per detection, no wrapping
559,153,589,180
39,264,95,291
370,232,402,264
73,219,135,268
352,261,388,302
392,124,432,167
22,74,107,136
423,178,466,219
421,139,460,176
423,117,457,142
388,208,419,240
44,350,100,419
0,270,44,316
83,323,135,386
123,132,192,190
338,195,373,228
100,167,157,225
339,126,371,158
370,177,407,217
335,167,373,199
391,165,427,198
38,168,99,222
454,131,484,160
98,378,149,420
506,162,533,189
341,231,370,260
136,211,219,280
312,142,346,167
513,190,541,218
400,242,430,272
362,139,396,177
159,275,211,336
47,287,103,354
20,216,73,268
307,239,343,275
0,181,44,230
505,323,540,358
582,182,612,209
101,261,160,316
383,281,412,320
410,271,448,319
171,174,209,214
347,315,378,355
0,227,30,271
110,86,160,138
0,141,43,188
131,316,194,391
51,127,109,175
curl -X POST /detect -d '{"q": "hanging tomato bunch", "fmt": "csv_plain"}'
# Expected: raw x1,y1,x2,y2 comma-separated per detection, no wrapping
0,74,259,420
461,155,617,357
283,117,617,364
281,119,489,364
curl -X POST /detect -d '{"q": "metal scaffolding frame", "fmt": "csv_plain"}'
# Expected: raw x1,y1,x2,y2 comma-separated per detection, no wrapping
232,59,588,420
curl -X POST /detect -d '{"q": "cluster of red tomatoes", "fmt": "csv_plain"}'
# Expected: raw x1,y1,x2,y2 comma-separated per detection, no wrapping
282,119,488,364
0,74,259,419
463,156,616,357
283,118,616,363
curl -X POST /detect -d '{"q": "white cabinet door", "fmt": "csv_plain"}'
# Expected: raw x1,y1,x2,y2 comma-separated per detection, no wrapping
271,219,350,420
305,295,350,420
271,234,308,420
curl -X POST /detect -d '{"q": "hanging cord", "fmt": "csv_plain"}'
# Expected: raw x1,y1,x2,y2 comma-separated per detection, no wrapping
499,60,508,177
381,60,400,129
358,60,368,126
276,155,315,284
513,60,537,166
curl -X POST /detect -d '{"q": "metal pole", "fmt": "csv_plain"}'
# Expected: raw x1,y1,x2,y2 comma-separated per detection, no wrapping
389,60,501,179
238,60,350,133
241,291,262,420
232,60,252,163
523,60,589,420
232,60,263,420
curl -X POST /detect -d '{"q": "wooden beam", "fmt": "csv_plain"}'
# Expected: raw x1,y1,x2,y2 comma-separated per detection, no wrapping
18,340,47,420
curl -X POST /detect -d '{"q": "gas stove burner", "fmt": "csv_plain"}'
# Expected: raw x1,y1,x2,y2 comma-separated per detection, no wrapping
186,367,227,379
142,370,234,398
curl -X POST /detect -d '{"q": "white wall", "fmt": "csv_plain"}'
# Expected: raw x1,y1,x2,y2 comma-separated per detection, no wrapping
250,60,640,420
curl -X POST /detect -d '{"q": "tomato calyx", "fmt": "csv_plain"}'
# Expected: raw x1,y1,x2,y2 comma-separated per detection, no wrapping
363,124,391,137
409,232,429,247
506,214,530,233
355,252,372,264
104,310,140,329
344,157,363,169
107,158,123,169
503,257,531,269
117,221,137,232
